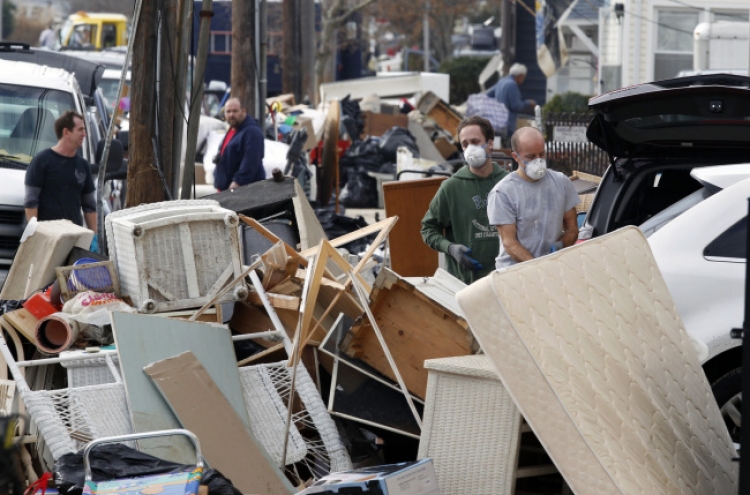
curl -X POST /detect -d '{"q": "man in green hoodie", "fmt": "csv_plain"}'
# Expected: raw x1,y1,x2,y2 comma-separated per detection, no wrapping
421,116,509,284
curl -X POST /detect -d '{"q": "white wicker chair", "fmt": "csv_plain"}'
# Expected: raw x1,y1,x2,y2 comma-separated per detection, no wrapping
239,361,352,480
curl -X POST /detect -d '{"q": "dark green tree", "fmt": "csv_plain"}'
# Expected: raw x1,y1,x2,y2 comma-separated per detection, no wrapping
438,56,491,104
543,92,592,114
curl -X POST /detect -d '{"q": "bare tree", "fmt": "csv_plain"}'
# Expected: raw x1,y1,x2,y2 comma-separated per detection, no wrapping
369,0,485,64
315,0,379,88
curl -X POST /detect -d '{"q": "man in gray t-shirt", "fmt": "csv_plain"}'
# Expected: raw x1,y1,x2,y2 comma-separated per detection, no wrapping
487,127,579,269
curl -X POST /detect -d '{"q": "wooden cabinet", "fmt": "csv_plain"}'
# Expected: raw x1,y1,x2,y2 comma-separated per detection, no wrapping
383,177,446,277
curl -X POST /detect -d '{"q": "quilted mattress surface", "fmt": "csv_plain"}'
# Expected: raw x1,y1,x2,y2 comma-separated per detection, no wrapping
456,226,737,495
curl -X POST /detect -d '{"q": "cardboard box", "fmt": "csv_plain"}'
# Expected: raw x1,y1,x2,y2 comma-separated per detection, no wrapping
433,137,458,160
297,459,439,495
363,111,409,137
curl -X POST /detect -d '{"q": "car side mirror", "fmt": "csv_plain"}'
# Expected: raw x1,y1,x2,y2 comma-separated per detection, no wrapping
96,138,124,174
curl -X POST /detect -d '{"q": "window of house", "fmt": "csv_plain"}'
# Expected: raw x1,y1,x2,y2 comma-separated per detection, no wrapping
210,32,231,54
653,10,699,81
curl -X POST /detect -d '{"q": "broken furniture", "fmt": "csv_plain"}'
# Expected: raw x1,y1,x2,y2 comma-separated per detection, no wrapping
0,220,94,301
418,355,560,495
238,361,352,477
0,336,133,470
319,314,423,439
456,226,738,494
417,91,463,139
205,177,326,252
341,268,473,399
383,177,447,277
105,199,248,313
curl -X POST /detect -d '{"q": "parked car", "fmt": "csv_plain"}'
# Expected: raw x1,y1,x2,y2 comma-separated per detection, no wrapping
0,57,124,287
582,73,750,444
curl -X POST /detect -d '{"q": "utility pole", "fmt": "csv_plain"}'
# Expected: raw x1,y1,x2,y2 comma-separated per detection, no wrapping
156,0,178,195
423,0,430,72
127,0,165,206
282,0,301,99
170,0,193,197
181,0,214,199
299,0,315,103
232,0,258,118
282,0,315,104
500,0,516,75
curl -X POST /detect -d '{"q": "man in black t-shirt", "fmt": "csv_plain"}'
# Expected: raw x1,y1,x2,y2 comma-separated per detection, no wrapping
24,110,97,231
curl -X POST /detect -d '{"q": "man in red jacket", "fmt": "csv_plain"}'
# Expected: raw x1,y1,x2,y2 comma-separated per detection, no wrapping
214,98,265,191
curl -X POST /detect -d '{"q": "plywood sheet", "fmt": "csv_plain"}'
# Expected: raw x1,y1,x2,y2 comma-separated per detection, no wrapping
112,312,250,463
456,227,737,495
383,178,445,277
145,351,293,495
342,268,473,399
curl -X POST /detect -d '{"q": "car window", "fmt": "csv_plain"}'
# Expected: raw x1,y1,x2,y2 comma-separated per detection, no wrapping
639,187,711,238
704,216,747,261
0,84,75,162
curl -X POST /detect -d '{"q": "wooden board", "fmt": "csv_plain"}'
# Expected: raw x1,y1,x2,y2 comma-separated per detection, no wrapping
341,269,473,399
362,111,408,138
417,91,462,138
4,308,38,344
112,312,251,463
144,351,294,495
383,178,446,277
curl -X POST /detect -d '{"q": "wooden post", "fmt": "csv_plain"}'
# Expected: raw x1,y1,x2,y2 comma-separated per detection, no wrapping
127,0,165,206
282,0,300,100
232,0,258,118
157,0,178,194
299,0,316,104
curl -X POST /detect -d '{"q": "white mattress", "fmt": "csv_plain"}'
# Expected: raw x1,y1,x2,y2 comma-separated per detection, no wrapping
456,226,737,495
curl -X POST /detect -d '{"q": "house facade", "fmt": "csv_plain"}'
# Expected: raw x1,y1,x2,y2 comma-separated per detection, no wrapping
550,0,749,97
598,0,749,93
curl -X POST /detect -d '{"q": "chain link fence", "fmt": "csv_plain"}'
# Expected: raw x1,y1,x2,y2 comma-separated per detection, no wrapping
544,112,610,177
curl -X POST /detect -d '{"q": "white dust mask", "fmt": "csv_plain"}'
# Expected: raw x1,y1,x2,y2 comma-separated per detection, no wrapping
524,158,547,181
463,144,488,168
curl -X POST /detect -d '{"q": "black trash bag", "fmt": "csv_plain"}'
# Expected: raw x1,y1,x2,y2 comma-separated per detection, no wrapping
54,443,187,495
315,211,375,254
201,469,243,495
339,137,383,177
339,166,378,208
339,94,361,120
54,444,241,495
379,127,419,164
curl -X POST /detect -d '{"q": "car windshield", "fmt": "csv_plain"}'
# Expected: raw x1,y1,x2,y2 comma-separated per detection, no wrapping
99,78,130,114
0,84,75,164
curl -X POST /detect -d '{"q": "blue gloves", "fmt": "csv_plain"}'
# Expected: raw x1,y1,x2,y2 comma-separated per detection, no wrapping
448,244,483,272
90,233,98,253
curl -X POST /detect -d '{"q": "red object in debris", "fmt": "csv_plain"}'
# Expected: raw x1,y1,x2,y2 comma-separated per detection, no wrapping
23,287,62,320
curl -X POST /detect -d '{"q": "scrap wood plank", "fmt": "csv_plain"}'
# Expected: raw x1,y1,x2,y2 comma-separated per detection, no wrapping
341,268,473,399
247,290,300,310
261,241,297,290
296,240,369,356
3,309,38,344
144,351,294,495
